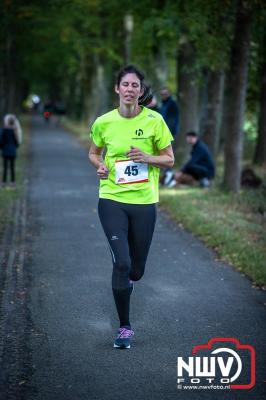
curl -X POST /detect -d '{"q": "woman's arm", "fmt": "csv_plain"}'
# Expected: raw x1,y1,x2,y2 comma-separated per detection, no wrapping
126,145,174,169
88,142,109,179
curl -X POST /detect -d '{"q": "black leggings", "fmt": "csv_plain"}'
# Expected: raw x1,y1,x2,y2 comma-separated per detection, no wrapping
98,198,157,327
2,156,16,182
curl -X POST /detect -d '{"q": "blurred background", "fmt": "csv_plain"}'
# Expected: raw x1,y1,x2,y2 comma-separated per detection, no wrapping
0,0,265,285
1,1,266,186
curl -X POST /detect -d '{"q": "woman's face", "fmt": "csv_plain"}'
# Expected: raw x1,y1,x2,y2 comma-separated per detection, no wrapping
116,73,143,105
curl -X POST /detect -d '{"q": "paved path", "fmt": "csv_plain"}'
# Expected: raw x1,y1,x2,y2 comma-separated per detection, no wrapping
1,116,265,399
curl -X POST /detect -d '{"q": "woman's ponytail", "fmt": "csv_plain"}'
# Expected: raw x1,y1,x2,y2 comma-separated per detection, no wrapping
138,83,153,106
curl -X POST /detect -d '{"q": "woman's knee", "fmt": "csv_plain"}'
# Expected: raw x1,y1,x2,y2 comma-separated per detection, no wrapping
112,260,130,290
130,268,145,282
114,258,130,275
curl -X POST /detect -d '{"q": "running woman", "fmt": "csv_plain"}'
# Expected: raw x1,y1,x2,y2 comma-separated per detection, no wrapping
89,65,174,349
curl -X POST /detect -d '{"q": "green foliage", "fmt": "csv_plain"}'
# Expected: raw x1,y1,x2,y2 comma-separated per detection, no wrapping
1,0,265,120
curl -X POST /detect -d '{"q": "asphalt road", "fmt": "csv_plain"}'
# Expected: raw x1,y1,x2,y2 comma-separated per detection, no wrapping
1,116,265,400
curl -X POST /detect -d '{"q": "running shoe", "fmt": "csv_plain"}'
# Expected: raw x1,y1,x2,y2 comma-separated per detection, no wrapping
199,177,210,188
113,327,134,349
168,179,177,188
164,170,174,186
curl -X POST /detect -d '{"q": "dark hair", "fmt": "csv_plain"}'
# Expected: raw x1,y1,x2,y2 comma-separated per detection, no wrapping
116,65,153,106
185,131,198,137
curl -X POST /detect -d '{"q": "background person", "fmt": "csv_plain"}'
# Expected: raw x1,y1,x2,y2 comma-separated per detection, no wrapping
159,87,179,140
166,131,215,188
89,65,174,349
0,114,21,187
4,113,23,145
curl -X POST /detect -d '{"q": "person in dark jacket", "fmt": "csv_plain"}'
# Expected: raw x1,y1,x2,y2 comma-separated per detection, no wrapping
0,115,20,187
159,87,179,138
165,131,215,188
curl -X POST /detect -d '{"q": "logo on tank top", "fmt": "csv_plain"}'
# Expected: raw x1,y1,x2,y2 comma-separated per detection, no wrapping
135,129,143,136
132,128,147,140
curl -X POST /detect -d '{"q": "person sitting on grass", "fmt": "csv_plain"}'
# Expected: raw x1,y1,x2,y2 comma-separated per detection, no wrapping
164,131,215,188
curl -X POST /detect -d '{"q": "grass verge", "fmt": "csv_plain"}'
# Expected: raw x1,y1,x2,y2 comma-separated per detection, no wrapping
159,184,266,287
61,117,89,144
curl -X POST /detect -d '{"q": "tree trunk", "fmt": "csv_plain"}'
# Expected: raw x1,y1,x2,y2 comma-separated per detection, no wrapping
199,69,209,136
94,61,109,116
202,70,224,156
177,40,199,161
5,31,17,113
63,75,76,119
124,14,134,64
253,34,266,165
219,75,229,153
85,55,109,123
0,64,6,116
223,0,252,192
152,40,168,89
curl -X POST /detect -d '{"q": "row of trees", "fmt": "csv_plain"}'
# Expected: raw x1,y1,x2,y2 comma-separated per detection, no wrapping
1,0,266,191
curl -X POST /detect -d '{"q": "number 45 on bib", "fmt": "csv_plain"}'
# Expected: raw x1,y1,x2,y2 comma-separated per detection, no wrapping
115,160,149,184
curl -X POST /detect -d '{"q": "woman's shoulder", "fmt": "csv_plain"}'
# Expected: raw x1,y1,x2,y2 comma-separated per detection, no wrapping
142,107,163,121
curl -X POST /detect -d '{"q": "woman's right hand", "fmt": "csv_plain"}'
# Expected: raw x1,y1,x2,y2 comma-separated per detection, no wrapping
97,163,109,179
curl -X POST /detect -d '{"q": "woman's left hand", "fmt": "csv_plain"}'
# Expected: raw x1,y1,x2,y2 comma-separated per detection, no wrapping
126,146,150,163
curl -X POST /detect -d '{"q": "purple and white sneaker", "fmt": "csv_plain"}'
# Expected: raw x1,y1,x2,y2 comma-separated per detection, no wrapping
114,327,134,349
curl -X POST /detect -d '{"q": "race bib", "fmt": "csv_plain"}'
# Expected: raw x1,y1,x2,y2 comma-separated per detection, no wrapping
115,160,149,184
